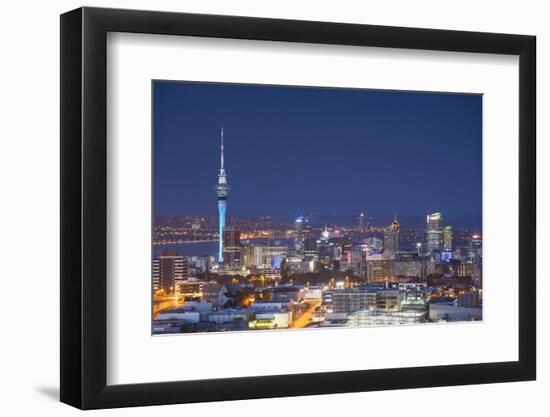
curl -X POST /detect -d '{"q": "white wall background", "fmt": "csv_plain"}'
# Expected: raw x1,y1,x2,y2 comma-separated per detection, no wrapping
0,0,545,415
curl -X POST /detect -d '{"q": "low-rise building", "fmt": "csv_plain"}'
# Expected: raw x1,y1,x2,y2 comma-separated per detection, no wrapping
268,285,304,302
201,283,242,307
179,278,205,298
429,304,482,321
156,308,200,323
250,300,290,311
375,290,401,311
304,286,323,300
457,291,481,308
331,290,369,313
207,308,251,324
249,310,290,329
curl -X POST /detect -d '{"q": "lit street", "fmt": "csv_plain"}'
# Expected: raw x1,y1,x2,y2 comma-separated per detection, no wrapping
292,300,322,329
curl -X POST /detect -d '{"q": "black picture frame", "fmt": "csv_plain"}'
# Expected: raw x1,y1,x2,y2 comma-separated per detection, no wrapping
60,6,536,410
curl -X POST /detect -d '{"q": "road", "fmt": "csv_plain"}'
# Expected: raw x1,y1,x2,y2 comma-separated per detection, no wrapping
292,300,322,329
153,295,184,318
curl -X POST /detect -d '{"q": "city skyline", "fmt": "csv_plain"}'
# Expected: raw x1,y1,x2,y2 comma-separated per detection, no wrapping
152,81,483,335
153,81,482,218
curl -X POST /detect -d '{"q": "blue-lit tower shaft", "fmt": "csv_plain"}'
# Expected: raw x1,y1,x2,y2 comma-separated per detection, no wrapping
215,126,230,263
217,199,226,262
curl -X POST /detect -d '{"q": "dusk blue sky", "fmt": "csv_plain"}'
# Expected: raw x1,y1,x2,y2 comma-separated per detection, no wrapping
153,81,482,220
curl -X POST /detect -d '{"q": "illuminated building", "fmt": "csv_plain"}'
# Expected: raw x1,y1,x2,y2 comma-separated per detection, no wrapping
179,279,205,298
394,251,422,278
201,283,241,307
240,245,253,268
325,286,400,314
359,212,365,232
285,257,315,274
351,245,367,276
426,212,443,253
329,290,370,313
317,225,332,267
347,307,426,326
304,237,318,260
366,237,383,252
443,226,453,251
215,126,230,263
248,310,290,329
336,236,353,271
295,216,305,256
251,244,288,268
468,233,482,262
328,236,351,271
189,256,210,275
254,268,281,280
375,290,401,311
366,252,395,283
458,262,475,277
269,285,305,302
383,216,400,252
398,282,427,305
223,227,241,267
252,245,264,267
467,233,482,287
152,250,188,294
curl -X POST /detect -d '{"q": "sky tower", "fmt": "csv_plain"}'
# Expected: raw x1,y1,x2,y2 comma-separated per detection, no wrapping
215,126,230,263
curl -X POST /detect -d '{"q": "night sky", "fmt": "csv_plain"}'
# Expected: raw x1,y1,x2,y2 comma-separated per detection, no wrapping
153,81,482,220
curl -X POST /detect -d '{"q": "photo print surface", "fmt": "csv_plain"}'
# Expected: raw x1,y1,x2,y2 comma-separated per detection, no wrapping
152,81,483,335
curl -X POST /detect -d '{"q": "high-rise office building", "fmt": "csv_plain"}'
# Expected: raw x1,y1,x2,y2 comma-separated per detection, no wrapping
215,126,230,263
317,225,332,267
366,252,395,283
326,236,351,271
359,212,365,232
469,233,482,259
384,216,400,252
152,250,188,294
304,236,318,260
240,244,253,268
295,216,305,256
443,226,453,252
251,245,288,268
351,246,366,277
223,227,241,267
426,212,443,253
468,233,483,286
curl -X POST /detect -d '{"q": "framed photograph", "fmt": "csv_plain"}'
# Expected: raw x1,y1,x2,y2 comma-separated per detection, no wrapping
60,6,536,409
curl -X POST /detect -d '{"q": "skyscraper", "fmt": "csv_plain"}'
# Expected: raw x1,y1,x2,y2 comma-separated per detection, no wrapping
384,216,400,252
359,212,365,232
304,237,318,260
215,126,230,263
468,233,482,263
223,227,241,267
295,216,305,256
443,226,453,252
468,233,482,287
426,212,443,253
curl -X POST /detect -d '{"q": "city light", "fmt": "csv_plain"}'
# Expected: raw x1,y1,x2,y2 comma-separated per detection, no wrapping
151,85,482,335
